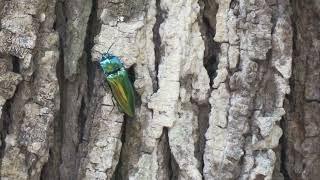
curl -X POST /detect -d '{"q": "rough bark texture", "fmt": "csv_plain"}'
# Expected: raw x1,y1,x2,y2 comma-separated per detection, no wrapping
0,0,318,180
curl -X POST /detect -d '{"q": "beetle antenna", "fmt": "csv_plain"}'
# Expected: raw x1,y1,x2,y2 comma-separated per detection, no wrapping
106,41,116,54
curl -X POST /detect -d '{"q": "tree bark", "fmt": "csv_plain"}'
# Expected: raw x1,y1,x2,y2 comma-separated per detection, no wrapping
0,0,319,180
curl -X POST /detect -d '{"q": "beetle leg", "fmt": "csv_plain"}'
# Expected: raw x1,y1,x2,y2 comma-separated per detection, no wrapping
100,81,116,114
110,97,116,114
103,80,124,115
113,97,124,113
110,96,123,114
100,78,108,91
102,84,108,91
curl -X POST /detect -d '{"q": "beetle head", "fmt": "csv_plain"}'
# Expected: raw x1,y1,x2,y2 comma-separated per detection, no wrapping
100,53,124,75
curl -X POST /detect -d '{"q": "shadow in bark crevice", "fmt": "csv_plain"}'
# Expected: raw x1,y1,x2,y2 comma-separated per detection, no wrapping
0,99,12,159
0,56,21,160
196,104,210,175
152,0,167,92
199,0,219,87
127,65,142,109
39,3,65,178
163,128,176,180
85,0,101,101
196,0,219,176
12,56,20,73
278,0,303,179
76,0,100,152
111,115,127,180
279,116,291,180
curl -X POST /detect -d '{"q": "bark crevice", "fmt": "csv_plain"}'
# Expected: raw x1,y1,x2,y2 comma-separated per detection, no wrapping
85,0,100,100
152,0,166,92
40,1,67,179
197,1,219,175
199,0,219,87
279,116,291,179
0,100,12,158
111,116,127,180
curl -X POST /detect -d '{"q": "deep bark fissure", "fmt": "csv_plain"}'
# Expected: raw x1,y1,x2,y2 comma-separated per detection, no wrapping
199,0,219,87
196,104,210,175
40,88,63,179
56,0,93,177
198,0,220,178
164,128,176,180
72,4,100,176
0,57,21,160
76,0,100,152
77,98,87,144
197,1,219,175
169,152,179,180
40,150,50,180
152,0,166,92
62,58,88,180
281,78,296,179
279,116,291,180
111,116,128,180
162,127,172,180
40,3,66,178
46,1,86,179
281,46,297,179
280,1,317,179
85,0,100,101
0,100,12,158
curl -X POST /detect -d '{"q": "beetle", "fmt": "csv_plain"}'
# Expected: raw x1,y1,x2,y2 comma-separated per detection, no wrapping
99,48,135,117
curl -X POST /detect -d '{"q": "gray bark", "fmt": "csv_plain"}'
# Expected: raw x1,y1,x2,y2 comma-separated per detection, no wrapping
0,0,319,180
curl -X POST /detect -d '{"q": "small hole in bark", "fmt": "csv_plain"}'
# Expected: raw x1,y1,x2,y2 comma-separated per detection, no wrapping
12,56,20,73
78,98,86,143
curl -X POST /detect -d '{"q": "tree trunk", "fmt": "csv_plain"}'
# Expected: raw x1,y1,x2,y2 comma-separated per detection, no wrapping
0,0,319,179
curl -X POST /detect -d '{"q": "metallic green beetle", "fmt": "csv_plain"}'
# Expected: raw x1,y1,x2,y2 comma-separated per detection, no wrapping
99,53,135,117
